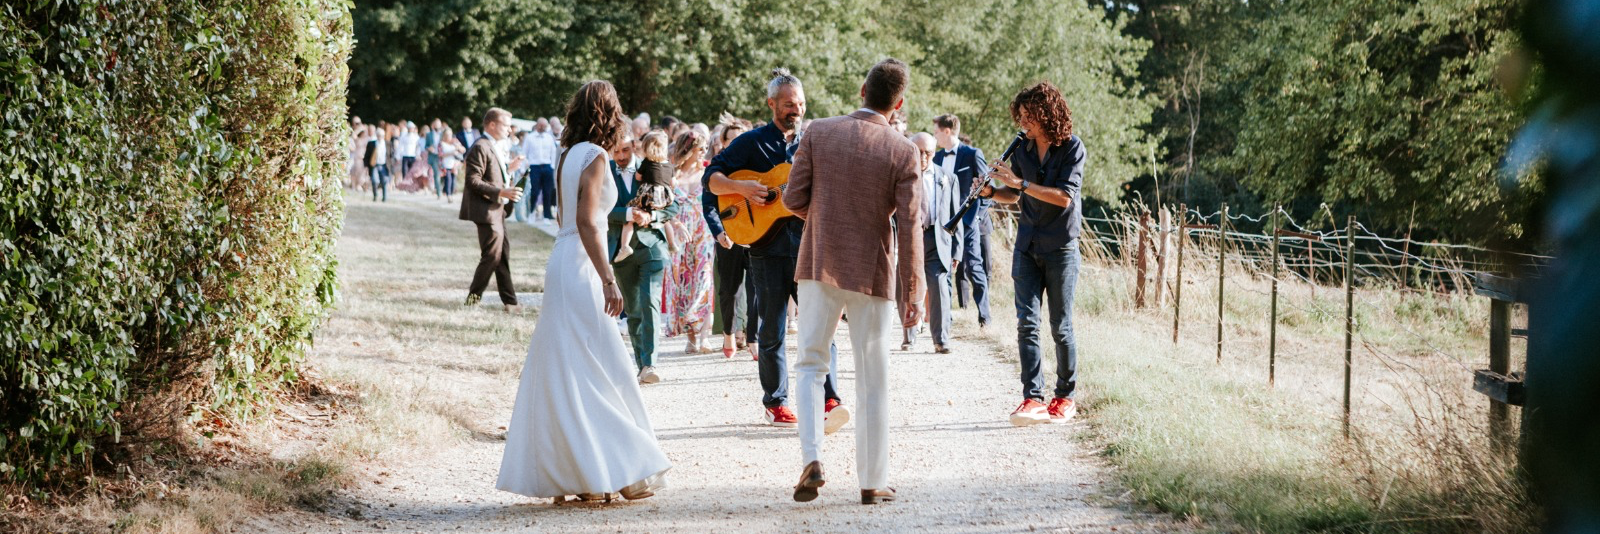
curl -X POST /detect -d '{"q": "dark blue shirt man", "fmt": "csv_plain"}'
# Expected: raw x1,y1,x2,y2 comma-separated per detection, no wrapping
932,114,993,328
703,69,846,431
702,123,803,257
980,82,1087,427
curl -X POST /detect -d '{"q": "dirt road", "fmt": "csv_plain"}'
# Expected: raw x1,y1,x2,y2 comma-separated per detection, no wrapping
243,195,1183,533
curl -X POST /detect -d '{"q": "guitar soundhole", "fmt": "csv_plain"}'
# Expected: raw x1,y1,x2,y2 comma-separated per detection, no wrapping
762,190,778,203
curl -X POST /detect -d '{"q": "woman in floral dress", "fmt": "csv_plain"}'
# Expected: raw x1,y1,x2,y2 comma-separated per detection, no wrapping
660,130,715,353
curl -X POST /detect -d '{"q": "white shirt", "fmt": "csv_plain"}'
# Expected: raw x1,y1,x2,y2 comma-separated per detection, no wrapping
397,131,420,158
520,130,559,166
941,142,960,178
492,137,513,204
496,136,515,156
371,138,387,163
619,158,639,193
441,142,462,168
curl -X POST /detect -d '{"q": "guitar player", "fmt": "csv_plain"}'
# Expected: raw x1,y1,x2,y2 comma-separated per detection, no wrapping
702,68,849,433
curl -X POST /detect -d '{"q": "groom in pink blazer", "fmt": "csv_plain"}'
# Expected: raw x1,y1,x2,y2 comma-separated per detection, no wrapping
783,58,925,505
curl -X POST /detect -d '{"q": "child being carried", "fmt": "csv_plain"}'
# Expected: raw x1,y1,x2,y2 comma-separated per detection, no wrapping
614,131,675,263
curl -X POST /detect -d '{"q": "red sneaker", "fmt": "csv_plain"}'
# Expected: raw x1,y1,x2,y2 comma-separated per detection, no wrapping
1009,399,1050,427
824,399,851,435
765,405,798,427
1047,397,1077,423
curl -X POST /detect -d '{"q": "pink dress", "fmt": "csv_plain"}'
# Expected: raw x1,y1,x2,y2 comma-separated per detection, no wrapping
661,166,715,338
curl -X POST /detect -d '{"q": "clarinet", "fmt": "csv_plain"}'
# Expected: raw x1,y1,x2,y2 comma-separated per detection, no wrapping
943,132,1026,233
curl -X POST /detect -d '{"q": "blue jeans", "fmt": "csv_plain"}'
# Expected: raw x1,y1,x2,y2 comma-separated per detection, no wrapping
440,171,455,196
428,157,442,196
369,164,388,202
1013,241,1080,400
749,254,839,408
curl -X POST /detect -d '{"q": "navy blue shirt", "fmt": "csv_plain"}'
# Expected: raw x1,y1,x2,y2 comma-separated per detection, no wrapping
701,123,804,258
1008,134,1085,254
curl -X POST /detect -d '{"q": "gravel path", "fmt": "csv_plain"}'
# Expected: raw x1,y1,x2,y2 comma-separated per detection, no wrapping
246,197,1185,533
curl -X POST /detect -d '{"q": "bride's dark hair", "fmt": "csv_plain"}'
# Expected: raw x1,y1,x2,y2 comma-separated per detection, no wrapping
561,80,627,151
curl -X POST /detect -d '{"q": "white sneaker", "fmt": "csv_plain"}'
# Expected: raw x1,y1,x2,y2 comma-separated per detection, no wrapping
638,366,661,384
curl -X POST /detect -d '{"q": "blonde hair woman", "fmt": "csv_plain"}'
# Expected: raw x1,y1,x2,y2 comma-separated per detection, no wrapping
659,130,715,353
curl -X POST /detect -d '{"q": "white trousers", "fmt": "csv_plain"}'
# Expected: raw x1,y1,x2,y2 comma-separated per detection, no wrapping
796,280,893,490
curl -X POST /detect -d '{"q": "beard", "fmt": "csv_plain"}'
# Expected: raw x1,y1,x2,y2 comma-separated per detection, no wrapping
778,114,800,131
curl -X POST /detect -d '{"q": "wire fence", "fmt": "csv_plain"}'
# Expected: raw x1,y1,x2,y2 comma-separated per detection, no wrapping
987,201,1540,448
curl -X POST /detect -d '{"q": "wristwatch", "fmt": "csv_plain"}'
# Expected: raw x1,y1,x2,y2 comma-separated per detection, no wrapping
1019,181,1031,193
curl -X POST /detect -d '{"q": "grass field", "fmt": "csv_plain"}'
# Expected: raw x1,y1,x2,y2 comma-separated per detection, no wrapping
949,215,1537,532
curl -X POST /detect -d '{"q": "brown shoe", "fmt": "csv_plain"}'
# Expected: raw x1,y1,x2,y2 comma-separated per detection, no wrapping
861,487,897,504
934,344,952,354
792,461,826,502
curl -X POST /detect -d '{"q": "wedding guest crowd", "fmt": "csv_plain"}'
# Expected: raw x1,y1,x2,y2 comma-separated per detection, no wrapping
347,73,1086,432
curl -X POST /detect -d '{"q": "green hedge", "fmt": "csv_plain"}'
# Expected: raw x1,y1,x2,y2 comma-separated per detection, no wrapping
0,0,350,485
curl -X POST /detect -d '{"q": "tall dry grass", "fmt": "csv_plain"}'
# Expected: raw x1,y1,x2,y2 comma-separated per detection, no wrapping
951,207,1538,532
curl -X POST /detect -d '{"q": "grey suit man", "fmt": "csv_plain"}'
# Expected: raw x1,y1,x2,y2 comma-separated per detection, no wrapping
908,133,962,352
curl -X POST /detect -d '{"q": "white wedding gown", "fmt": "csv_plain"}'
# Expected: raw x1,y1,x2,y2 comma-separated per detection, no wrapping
496,142,671,498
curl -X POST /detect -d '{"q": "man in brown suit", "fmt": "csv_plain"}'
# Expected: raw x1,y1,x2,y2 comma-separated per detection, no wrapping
783,58,924,505
459,107,524,312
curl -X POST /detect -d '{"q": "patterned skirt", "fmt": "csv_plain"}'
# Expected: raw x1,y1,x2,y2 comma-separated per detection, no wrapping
661,189,715,337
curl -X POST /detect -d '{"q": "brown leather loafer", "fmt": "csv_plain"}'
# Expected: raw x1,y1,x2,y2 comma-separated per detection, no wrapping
861,487,897,504
792,461,826,502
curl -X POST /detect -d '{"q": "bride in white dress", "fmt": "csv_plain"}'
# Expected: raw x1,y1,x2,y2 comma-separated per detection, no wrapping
496,81,670,502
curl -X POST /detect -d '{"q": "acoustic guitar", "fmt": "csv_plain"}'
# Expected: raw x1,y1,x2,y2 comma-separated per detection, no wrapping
716,163,795,246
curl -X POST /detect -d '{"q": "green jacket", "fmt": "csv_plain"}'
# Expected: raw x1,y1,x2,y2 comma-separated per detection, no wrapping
607,160,678,261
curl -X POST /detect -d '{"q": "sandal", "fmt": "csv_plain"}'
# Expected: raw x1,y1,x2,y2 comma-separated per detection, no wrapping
619,481,655,501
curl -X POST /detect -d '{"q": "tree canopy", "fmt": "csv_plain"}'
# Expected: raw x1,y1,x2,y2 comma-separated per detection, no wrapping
351,0,1539,244
349,0,1155,202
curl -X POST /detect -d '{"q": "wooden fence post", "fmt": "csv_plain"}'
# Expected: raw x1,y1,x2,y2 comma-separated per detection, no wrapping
1135,209,1150,308
1173,204,1186,344
1343,215,1356,438
1155,207,1170,307
1489,299,1512,456
1217,203,1228,364
1400,202,1416,289
1307,238,1317,298
1269,206,1281,386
